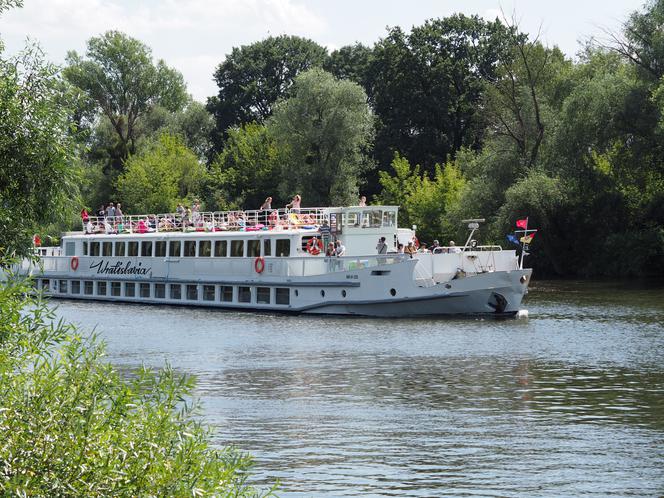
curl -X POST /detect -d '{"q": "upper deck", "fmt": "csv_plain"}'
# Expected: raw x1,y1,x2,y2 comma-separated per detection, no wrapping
81,206,399,237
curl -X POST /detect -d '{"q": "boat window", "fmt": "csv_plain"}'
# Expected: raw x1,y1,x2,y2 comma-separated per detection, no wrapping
256,287,270,304
41,279,50,291
214,240,227,257
170,284,181,300
155,241,166,257
141,241,152,257
247,240,260,258
199,240,212,257
71,281,80,294
115,241,126,257
97,281,107,295
82,241,88,256
368,210,382,227
90,242,100,256
230,240,244,257
65,242,75,256
128,241,138,257
345,212,358,226
275,288,290,305
276,239,290,257
186,284,198,300
124,282,135,297
203,285,215,301
238,286,251,303
59,280,68,294
169,240,181,257
383,210,396,227
102,242,112,256
140,283,150,298
184,240,196,257
84,281,93,295
263,239,271,257
220,286,233,302
111,282,121,296
154,283,165,298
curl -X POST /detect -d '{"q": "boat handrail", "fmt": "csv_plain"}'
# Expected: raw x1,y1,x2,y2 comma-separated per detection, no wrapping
82,207,332,235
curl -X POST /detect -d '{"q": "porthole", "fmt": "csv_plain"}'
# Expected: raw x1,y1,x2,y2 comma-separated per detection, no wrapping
342,290,347,298
390,288,396,296
320,290,326,298
445,284,452,289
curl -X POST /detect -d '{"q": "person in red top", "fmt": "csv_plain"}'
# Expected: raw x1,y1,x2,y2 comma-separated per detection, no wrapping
80,208,89,223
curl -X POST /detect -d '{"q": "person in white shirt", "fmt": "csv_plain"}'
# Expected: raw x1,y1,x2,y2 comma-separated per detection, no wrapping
448,241,462,253
335,240,346,256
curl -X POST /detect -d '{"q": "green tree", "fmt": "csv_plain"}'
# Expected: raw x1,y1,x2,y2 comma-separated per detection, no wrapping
269,68,374,206
366,15,515,180
205,123,279,210
207,35,328,152
325,43,373,86
116,134,205,214
64,31,188,172
0,41,77,256
609,0,664,80
378,154,466,242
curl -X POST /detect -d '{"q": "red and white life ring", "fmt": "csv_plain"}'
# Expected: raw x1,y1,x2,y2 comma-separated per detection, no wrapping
70,256,79,271
306,238,323,255
254,256,265,274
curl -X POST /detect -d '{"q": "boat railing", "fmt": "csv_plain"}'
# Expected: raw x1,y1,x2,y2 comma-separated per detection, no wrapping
81,207,331,235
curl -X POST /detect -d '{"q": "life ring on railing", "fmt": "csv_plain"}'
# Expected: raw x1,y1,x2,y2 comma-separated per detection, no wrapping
254,256,265,274
306,238,323,255
70,256,79,271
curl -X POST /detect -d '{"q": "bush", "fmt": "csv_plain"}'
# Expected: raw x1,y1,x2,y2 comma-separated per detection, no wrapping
0,259,275,497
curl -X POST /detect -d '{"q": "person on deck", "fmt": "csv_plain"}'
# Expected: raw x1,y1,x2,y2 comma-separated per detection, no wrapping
404,241,417,258
376,236,388,254
358,195,367,207
449,241,462,253
286,194,301,213
335,240,346,257
260,197,272,210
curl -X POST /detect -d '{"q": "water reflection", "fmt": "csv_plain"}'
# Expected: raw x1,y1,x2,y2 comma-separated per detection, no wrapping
51,280,664,497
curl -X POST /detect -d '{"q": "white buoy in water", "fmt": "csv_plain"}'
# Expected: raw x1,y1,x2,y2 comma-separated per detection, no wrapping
516,309,529,319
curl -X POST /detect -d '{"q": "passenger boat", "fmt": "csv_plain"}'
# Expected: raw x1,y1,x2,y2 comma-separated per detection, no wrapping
22,205,532,317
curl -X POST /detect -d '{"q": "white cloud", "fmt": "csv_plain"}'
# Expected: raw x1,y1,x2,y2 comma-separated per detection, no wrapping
1,0,326,100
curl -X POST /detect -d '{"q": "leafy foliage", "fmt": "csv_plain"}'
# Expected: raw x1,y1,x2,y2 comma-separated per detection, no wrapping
205,123,279,210
0,262,274,497
64,31,189,172
0,42,77,256
116,134,206,214
378,154,466,242
207,35,328,152
269,68,374,206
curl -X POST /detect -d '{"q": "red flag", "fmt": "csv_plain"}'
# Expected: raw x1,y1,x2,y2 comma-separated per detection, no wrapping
516,218,528,229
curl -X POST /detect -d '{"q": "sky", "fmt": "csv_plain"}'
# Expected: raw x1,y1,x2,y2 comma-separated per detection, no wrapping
0,0,646,103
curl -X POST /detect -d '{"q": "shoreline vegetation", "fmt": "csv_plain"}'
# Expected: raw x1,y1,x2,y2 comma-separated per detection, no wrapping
0,258,276,496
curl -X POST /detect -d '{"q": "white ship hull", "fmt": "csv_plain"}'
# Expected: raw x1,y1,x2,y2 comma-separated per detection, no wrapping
23,254,530,317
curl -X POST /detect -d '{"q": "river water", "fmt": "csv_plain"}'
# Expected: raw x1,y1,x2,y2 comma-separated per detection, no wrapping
52,280,664,497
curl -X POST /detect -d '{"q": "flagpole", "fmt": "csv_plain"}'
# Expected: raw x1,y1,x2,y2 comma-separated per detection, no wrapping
519,217,528,269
